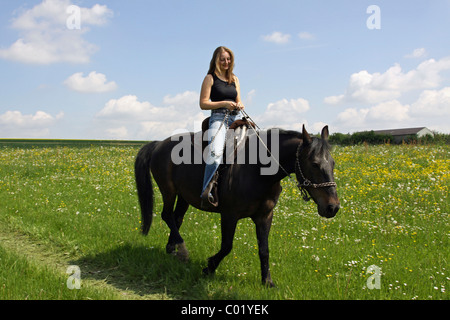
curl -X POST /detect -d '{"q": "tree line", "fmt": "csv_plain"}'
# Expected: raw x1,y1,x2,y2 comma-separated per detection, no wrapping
327,130,450,145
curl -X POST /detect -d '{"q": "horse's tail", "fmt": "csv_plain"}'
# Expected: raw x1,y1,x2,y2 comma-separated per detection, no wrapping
135,141,160,236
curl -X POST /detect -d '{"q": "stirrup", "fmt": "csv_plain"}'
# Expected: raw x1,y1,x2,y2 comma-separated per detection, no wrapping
200,173,219,210
201,192,218,208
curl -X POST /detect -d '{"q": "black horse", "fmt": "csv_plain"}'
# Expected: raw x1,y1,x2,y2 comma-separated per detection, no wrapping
135,125,340,287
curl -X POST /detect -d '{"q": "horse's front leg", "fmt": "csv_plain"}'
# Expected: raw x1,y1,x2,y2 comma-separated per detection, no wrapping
203,215,237,275
253,211,275,287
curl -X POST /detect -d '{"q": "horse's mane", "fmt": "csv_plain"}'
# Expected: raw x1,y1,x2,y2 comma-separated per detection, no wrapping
276,128,302,139
271,128,331,156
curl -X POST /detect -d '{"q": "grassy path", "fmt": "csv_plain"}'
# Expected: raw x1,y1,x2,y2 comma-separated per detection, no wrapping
0,224,170,300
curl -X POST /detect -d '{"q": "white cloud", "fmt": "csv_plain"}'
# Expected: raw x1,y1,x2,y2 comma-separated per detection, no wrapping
0,110,64,137
95,91,206,140
138,112,205,140
97,91,200,120
337,100,410,129
256,98,310,130
310,122,329,134
0,0,113,64
105,126,128,139
335,100,411,131
325,57,450,105
298,31,315,40
405,48,427,59
411,87,450,116
324,68,401,104
64,71,117,93
336,108,369,130
244,89,256,106
97,95,164,120
262,31,291,44
78,4,113,25
366,100,410,122
334,87,450,133
325,54,450,133
163,91,198,106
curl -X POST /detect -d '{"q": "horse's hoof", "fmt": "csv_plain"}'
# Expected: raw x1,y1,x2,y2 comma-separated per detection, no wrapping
263,280,276,288
166,243,176,254
175,242,189,263
202,267,214,276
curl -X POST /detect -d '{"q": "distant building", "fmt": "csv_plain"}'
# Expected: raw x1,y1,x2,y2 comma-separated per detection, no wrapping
373,127,434,143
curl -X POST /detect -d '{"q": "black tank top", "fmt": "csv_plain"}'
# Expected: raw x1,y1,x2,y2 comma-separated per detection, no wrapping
210,73,237,102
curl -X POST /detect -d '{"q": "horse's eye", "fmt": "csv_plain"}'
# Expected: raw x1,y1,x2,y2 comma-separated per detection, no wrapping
312,163,320,169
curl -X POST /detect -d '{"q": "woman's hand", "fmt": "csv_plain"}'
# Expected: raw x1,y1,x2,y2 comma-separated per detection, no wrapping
223,101,245,111
235,102,245,111
223,101,237,111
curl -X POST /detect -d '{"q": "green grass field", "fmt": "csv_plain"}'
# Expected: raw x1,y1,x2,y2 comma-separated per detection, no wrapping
0,141,448,300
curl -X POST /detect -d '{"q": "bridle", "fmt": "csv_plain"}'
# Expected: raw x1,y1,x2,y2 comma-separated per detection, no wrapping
238,109,337,202
294,143,337,202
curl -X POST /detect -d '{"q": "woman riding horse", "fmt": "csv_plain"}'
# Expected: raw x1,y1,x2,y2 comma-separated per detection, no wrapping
134,47,340,287
199,46,245,210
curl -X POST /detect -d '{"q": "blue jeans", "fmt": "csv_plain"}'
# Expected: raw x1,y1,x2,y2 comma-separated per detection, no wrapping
201,111,237,194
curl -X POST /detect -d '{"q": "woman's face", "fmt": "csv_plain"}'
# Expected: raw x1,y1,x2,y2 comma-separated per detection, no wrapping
218,50,231,71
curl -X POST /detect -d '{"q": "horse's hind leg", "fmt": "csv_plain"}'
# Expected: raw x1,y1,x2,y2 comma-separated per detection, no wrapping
161,194,183,250
174,195,189,230
162,194,189,261
173,196,190,261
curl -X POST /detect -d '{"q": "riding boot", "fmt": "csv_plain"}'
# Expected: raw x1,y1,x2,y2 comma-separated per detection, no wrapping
200,172,219,210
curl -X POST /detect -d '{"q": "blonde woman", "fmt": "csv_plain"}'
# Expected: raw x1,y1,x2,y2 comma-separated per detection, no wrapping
199,46,245,210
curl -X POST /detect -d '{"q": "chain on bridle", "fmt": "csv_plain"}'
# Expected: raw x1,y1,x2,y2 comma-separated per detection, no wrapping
294,143,337,202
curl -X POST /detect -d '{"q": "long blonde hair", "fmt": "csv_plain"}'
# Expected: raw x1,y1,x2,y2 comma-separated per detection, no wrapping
207,46,235,84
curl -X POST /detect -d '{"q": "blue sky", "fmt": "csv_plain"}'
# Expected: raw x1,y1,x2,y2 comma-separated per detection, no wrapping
1,0,450,139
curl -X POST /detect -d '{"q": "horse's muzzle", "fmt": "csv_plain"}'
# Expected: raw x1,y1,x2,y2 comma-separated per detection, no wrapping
319,203,340,219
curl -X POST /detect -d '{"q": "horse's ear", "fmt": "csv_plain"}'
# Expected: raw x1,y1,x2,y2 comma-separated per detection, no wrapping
321,126,329,141
302,125,312,145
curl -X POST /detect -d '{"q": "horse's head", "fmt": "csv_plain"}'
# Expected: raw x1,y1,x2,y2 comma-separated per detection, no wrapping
295,125,340,219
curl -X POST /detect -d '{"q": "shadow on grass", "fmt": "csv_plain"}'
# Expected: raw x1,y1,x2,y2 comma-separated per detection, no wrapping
72,243,214,300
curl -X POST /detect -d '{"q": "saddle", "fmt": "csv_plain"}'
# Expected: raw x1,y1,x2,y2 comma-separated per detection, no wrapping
198,116,255,163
